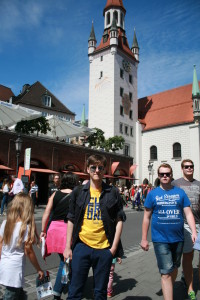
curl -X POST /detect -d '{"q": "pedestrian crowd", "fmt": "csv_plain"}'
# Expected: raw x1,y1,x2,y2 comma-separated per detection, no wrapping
0,156,200,300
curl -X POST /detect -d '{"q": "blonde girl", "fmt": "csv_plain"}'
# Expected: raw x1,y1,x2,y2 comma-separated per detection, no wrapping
0,193,44,299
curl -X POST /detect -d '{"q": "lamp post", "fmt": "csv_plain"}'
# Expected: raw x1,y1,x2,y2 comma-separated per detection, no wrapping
15,135,23,176
148,161,153,184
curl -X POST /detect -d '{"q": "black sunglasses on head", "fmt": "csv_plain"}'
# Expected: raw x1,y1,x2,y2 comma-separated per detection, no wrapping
158,172,171,177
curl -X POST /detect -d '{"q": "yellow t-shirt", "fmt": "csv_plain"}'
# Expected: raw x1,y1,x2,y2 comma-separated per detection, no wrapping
79,186,110,249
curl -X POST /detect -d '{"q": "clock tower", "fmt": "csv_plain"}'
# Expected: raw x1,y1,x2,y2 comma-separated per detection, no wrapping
88,0,139,158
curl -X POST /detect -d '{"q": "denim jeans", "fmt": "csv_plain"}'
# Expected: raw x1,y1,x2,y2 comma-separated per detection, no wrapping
67,242,113,300
3,287,22,300
1,193,8,214
153,241,184,274
53,253,66,297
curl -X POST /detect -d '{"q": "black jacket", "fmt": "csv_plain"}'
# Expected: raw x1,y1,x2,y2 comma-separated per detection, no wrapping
67,181,126,258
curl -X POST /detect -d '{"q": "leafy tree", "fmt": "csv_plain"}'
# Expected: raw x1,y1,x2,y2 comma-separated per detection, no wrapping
87,128,105,148
103,136,125,152
15,117,51,136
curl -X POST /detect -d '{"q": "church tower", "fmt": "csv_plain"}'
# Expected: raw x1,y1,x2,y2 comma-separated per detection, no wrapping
88,0,139,157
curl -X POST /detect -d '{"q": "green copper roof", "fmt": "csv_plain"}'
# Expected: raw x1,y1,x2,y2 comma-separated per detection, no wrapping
132,28,139,49
81,104,86,126
192,65,200,97
88,22,96,42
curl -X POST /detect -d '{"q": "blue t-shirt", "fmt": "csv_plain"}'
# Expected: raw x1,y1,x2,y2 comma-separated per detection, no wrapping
145,186,190,243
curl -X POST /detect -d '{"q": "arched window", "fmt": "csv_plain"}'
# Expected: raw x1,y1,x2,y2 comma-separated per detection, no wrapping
173,143,181,158
120,13,124,27
113,11,118,24
106,12,110,25
150,145,157,160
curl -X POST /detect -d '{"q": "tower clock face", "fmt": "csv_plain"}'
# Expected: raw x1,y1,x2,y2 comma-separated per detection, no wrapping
122,59,131,73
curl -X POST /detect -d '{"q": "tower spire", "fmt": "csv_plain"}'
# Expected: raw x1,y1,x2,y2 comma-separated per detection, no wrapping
81,104,86,126
192,65,200,123
131,28,139,61
88,21,97,60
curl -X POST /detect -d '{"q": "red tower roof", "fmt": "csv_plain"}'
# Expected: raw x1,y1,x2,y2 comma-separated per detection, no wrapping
104,0,126,15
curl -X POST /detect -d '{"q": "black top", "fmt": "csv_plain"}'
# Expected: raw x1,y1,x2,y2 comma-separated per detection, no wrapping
48,183,59,198
51,190,71,221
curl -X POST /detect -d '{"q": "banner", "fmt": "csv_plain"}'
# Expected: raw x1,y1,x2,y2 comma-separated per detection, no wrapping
24,148,31,170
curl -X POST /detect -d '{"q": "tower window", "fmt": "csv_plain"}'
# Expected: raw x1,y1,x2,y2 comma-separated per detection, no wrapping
173,143,181,158
106,12,110,25
125,125,129,135
120,105,124,116
129,74,132,84
120,87,124,97
119,123,123,133
129,92,132,101
113,11,118,24
124,144,130,156
150,145,157,160
129,110,133,120
100,71,103,79
130,127,133,136
120,69,124,79
120,13,124,27
100,56,103,61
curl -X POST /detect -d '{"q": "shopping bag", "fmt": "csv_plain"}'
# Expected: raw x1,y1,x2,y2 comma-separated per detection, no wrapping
36,271,53,299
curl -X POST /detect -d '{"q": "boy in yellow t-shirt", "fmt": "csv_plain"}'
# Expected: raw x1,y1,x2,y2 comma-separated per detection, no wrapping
64,154,126,300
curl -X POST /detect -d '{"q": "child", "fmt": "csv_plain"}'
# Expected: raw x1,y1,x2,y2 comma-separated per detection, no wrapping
107,257,122,298
0,193,44,299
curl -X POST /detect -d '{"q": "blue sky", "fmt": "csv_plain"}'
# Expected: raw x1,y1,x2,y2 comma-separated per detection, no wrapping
0,0,200,120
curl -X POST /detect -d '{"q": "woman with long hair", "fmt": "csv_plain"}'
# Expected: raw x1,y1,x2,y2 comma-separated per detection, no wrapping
40,172,79,300
0,193,44,299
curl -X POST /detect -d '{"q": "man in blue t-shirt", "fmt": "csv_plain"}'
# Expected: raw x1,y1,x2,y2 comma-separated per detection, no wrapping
141,163,197,300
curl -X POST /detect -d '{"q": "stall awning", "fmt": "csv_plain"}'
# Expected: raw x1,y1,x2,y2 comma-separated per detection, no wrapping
18,166,58,179
118,176,137,180
104,174,115,179
62,171,89,179
111,162,120,175
130,164,138,175
0,165,14,171
31,168,58,174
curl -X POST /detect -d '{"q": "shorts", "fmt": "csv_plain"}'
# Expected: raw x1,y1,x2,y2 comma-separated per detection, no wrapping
183,223,200,253
153,242,184,274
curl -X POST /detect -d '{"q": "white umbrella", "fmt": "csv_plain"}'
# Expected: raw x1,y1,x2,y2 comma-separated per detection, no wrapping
0,101,42,127
44,115,93,139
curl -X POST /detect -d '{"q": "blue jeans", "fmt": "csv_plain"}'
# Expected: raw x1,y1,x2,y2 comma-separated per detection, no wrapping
67,242,113,300
1,193,8,214
53,253,66,297
3,287,22,300
153,242,184,274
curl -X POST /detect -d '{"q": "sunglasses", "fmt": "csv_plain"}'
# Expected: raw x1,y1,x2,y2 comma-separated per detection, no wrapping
158,172,171,177
89,165,104,172
183,165,194,169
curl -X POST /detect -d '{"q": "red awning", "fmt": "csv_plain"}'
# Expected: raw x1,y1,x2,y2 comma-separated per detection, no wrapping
130,164,137,175
104,174,115,179
63,171,89,179
0,165,14,171
118,176,137,180
31,168,58,174
111,162,120,175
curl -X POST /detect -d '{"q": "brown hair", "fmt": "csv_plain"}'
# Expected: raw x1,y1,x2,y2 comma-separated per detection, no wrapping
157,163,173,175
181,159,194,169
87,154,107,167
3,193,39,247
